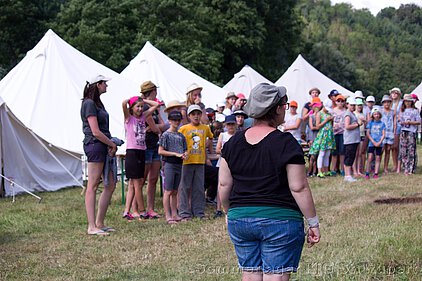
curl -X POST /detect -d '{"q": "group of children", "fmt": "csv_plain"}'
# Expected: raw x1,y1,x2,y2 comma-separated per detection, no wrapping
302,88,421,182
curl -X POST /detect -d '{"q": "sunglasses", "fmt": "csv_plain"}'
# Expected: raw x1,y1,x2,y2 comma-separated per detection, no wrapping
337,100,345,102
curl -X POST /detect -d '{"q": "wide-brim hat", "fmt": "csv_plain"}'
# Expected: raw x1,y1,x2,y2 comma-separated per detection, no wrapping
381,95,392,103
366,96,375,102
224,115,237,124
354,90,364,99
140,80,158,93
226,92,237,100
89,74,111,85
186,83,203,95
389,87,401,94
244,83,287,118
164,100,185,112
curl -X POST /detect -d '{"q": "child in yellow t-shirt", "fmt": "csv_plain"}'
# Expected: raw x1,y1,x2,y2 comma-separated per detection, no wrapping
178,105,213,220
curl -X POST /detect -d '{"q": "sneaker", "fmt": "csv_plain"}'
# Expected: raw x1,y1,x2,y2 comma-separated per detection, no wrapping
364,175,370,180
340,170,345,177
317,172,325,178
330,171,337,176
373,174,379,179
324,172,331,177
123,212,134,221
214,210,224,219
344,176,357,182
307,172,313,178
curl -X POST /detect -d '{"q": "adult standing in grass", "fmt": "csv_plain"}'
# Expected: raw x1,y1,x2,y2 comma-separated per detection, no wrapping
343,97,362,182
219,83,320,281
390,87,403,172
81,75,117,236
397,94,421,175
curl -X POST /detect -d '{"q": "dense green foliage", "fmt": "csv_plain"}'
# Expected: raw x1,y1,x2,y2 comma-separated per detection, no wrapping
0,0,421,98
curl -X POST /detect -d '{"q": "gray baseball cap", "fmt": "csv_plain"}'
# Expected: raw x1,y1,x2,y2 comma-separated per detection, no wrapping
244,83,287,118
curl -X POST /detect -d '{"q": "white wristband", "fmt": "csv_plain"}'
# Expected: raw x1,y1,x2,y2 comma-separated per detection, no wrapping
306,216,319,228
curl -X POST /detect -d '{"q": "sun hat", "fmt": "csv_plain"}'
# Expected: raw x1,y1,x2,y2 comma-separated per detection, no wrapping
323,98,333,108
308,87,321,95
354,90,364,99
128,96,141,107
140,81,158,93
168,110,182,121
233,110,248,119
389,87,401,94
244,83,287,119
187,104,202,115
346,97,357,105
366,96,375,102
328,89,339,97
89,74,111,85
164,100,185,112
224,115,236,124
216,102,225,108
356,99,364,105
290,100,298,108
403,94,414,101
335,95,345,101
226,92,237,99
215,114,225,122
186,83,203,95
381,95,392,103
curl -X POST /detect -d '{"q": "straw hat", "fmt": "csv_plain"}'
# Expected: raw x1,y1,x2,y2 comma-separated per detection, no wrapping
164,100,185,112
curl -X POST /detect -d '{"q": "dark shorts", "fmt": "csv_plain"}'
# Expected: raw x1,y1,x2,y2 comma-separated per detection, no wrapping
332,134,345,156
344,143,359,166
125,149,146,179
368,146,383,156
83,142,107,163
228,218,305,273
145,146,160,164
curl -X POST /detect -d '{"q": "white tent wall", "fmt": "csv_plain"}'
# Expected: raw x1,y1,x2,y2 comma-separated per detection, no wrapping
0,29,138,155
121,41,226,108
223,65,273,98
275,54,354,110
0,100,83,197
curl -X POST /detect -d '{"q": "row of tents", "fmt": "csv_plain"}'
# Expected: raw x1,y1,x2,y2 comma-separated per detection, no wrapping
0,29,421,197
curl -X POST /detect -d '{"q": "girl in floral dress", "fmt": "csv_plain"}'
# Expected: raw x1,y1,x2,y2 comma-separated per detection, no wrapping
309,99,336,178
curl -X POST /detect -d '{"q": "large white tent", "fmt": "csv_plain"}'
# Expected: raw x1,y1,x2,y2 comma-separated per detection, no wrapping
275,54,353,109
121,41,226,108
0,97,82,197
0,29,139,154
223,65,272,98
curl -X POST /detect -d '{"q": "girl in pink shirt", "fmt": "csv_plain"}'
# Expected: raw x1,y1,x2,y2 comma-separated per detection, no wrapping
122,96,159,220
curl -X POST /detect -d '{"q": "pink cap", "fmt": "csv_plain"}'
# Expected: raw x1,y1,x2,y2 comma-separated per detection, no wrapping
236,93,246,99
129,96,141,107
411,93,419,101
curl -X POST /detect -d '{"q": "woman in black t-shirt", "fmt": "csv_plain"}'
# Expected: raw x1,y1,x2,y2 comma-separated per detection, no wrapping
80,75,117,236
219,83,320,280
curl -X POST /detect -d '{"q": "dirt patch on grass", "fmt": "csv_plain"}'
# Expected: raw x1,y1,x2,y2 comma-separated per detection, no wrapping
374,197,422,204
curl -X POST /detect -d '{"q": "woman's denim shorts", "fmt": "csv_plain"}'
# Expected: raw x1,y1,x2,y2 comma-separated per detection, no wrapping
228,218,305,274
145,146,160,164
83,141,107,163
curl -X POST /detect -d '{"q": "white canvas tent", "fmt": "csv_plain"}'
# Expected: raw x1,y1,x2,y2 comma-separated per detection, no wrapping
0,29,139,154
0,97,82,197
275,54,353,109
223,65,273,98
121,41,226,108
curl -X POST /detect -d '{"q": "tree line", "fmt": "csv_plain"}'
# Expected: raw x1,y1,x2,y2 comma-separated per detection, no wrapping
0,0,421,100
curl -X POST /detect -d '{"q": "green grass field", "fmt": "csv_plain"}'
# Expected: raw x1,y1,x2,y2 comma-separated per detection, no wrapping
1,153,422,280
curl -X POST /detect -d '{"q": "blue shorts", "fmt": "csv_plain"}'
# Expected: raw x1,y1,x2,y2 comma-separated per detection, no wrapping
228,218,305,274
145,147,160,164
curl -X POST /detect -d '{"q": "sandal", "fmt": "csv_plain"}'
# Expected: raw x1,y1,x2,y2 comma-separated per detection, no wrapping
166,218,177,225
147,211,161,219
122,212,135,221
139,212,150,220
